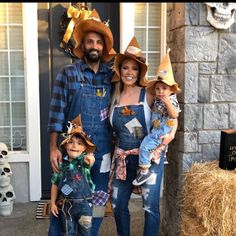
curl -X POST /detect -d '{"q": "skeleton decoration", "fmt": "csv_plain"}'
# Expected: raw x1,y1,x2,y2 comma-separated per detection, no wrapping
0,162,12,187
205,3,236,29
0,142,15,216
0,184,16,216
0,142,8,164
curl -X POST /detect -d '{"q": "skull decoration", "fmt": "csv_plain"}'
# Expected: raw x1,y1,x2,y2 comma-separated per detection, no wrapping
0,162,12,187
0,142,8,164
0,184,16,216
205,3,236,29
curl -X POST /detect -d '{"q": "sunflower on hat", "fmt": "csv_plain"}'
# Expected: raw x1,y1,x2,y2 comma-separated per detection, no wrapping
146,49,181,95
111,36,148,86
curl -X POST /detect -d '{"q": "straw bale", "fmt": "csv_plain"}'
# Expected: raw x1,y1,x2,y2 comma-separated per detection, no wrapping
180,160,236,236
180,211,208,236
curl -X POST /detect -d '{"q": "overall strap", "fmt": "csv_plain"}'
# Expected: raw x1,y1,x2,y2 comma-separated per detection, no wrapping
138,88,146,103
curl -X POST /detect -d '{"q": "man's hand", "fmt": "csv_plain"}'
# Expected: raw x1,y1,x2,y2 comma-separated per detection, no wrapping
50,148,62,173
50,132,62,172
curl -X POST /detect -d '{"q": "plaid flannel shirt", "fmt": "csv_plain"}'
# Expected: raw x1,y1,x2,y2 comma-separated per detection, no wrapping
51,153,95,191
47,59,113,133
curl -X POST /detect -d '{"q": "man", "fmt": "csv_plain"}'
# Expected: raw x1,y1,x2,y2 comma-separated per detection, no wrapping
47,9,116,236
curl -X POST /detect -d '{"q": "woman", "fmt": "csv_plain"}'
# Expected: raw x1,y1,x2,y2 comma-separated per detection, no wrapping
109,36,177,236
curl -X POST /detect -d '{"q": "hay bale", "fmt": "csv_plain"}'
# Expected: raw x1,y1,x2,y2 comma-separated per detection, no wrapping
180,160,236,236
180,211,208,236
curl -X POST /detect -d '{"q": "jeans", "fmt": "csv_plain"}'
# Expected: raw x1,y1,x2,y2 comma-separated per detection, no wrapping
48,162,110,236
139,124,171,167
90,161,110,236
111,155,164,236
48,211,62,236
61,199,92,236
142,156,164,236
112,154,139,236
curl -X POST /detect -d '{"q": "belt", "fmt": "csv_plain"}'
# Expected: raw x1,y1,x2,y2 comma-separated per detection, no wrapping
60,195,93,203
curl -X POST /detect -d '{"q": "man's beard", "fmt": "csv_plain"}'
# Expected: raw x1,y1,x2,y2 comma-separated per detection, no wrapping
84,48,102,63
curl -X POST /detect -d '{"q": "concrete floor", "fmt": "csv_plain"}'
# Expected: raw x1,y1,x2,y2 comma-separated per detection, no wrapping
0,197,153,236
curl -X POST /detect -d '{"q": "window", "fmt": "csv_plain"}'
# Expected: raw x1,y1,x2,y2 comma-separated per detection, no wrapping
120,3,166,80
0,3,26,151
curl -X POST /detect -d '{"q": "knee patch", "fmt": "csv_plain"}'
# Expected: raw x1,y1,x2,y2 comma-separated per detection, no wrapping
78,215,92,229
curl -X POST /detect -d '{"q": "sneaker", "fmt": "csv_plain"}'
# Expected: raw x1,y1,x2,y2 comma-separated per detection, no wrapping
132,171,153,186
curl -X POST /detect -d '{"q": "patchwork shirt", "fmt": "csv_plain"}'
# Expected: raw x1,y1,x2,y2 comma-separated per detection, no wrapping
51,154,95,191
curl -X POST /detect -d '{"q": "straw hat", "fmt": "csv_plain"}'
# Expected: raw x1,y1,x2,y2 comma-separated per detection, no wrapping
146,49,181,95
73,9,116,62
111,36,148,86
60,115,96,153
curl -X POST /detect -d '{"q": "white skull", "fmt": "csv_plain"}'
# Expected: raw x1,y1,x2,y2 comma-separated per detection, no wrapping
0,142,9,164
0,184,16,216
205,2,236,29
0,162,12,187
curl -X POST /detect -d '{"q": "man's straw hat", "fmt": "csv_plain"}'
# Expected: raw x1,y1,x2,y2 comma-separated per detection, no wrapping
73,9,116,62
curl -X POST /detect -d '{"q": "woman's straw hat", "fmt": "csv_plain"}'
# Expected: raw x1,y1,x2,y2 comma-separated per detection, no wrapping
111,36,148,86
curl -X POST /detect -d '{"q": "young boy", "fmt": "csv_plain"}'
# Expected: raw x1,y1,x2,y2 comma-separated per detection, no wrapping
133,49,181,186
50,115,96,236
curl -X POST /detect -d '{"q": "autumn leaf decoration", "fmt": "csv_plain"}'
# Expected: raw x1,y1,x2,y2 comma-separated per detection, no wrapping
121,106,135,116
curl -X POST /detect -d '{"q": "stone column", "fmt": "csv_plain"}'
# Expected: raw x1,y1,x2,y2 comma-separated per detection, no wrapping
161,3,236,235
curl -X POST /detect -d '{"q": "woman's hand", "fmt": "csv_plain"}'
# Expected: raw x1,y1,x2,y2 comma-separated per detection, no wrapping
160,132,175,146
151,128,176,162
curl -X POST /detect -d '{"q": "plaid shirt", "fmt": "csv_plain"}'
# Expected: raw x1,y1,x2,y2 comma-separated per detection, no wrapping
92,190,109,206
152,94,181,118
51,154,95,191
47,59,113,133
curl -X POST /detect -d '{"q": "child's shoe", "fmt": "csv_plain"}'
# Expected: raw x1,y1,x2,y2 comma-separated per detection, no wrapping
132,170,153,186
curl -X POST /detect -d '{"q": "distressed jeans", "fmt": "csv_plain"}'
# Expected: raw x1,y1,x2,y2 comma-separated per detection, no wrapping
142,156,164,236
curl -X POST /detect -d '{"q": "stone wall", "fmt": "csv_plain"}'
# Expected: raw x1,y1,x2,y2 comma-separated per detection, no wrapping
161,3,236,235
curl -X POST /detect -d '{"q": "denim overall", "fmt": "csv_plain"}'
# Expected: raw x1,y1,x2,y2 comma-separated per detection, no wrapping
111,88,148,236
58,156,93,236
111,88,165,236
139,109,172,167
67,63,112,235
48,62,113,236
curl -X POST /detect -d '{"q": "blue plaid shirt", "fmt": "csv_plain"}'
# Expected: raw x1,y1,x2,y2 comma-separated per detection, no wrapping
47,59,113,133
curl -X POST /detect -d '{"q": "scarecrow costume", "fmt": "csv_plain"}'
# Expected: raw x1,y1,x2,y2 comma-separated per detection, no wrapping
133,49,181,186
51,115,96,235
